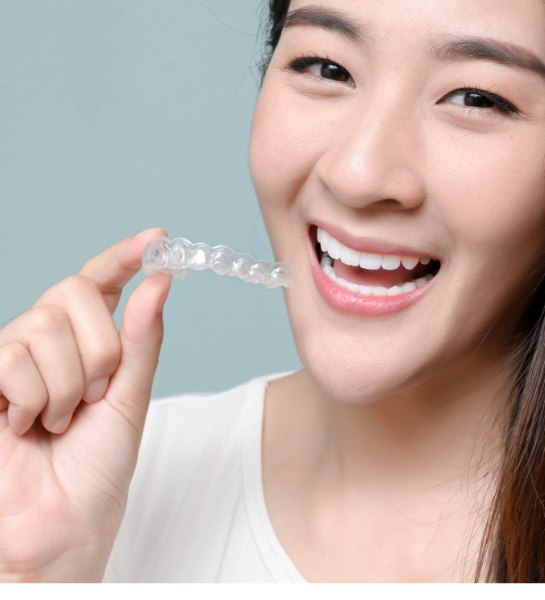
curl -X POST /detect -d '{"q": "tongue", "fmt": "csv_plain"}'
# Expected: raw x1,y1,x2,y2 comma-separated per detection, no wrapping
334,261,416,287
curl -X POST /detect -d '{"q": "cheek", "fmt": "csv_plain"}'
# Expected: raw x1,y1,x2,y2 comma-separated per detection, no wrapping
426,132,545,351
249,86,327,216
431,131,545,265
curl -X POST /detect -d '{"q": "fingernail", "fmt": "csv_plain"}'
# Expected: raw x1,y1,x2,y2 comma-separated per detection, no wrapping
135,229,152,240
9,406,33,436
50,414,72,434
135,228,165,241
84,377,109,403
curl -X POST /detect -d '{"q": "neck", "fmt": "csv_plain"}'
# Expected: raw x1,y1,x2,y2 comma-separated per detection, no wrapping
262,358,516,582
266,356,513,496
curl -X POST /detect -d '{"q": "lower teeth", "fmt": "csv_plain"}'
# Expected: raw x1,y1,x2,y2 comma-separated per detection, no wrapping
320,254,432,297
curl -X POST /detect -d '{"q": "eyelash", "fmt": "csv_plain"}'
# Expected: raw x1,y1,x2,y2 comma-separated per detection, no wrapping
442,87,519,115
286,55,520,116
288,55,354,85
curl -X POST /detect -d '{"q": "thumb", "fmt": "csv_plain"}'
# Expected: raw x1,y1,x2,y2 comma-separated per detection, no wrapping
105,273,172,431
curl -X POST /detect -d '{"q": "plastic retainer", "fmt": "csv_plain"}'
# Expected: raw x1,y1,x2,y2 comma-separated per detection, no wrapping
142,237,292,289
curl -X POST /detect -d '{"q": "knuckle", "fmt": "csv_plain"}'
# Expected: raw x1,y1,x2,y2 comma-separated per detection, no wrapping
0,342,29,371
9,385,48,416
28,305,70,335
85,334,122,378
79,256,95,274
21,389,48,414
60,274,97,298
50,379,85,410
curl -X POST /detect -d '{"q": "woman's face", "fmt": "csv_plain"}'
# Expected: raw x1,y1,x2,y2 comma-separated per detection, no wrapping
250,0,545,403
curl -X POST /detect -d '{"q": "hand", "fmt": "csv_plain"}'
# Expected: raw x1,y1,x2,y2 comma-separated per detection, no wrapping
0,229,172,581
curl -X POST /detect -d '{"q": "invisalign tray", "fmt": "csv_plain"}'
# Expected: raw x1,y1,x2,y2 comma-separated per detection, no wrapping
142,237,292,289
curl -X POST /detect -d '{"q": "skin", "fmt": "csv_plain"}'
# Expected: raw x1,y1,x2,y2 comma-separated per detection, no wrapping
0,229,171,581
250,0,545,582
1,0,545,584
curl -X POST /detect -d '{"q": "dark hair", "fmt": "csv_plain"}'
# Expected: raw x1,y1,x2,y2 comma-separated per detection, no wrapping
260,0,291,77
477,278,545,582
262,0,545,583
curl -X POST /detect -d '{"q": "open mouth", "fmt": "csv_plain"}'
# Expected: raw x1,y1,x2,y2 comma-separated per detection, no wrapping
313,226,441,298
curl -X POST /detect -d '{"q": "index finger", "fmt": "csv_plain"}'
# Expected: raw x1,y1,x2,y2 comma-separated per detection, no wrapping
79,228,167,313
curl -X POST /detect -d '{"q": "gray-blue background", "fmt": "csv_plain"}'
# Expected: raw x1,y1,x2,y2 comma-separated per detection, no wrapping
0,0,300,398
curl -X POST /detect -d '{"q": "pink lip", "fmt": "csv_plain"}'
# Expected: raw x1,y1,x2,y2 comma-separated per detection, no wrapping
309,225,434,317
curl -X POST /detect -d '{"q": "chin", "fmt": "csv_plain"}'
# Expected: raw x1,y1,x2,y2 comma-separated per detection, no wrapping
290,319,425,406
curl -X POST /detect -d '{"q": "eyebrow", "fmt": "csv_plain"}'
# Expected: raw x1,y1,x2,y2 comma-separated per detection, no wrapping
282,6,545,82
431,37,545,80
283,6,367,43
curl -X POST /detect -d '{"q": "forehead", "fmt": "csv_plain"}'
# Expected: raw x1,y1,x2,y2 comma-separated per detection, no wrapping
286,0,545,55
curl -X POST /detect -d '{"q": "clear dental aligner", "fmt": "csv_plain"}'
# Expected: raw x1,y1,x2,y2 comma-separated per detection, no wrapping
142,237,292,289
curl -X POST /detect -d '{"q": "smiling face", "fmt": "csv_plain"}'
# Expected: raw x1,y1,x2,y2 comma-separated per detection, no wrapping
250,0,545,403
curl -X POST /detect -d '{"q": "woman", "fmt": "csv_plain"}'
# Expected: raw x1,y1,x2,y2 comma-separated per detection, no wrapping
1,0,544,582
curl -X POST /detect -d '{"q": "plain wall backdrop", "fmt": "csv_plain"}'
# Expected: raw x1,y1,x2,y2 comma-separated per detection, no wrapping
0,0,301,398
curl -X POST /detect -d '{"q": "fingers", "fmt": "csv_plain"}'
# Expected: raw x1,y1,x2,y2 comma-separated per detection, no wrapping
0,307,85,434
2,278,121,427
0,228,170,436
34,275,121,400
105,273,171,433
0,342,48,434
79,228,167,314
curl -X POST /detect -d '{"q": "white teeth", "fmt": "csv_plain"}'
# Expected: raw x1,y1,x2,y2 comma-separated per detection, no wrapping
317,228,324,245
326,237,342,260
416,277,428,289
339,245,362,267
321,253,335,276
401,281,417,294
320,253,433,297
401,256,419,270
359,252,383,270
382,255,401,271
317,227,432,272
387,285,403,297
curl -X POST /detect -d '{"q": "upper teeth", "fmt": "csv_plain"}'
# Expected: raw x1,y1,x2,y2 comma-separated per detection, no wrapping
317,228,431,271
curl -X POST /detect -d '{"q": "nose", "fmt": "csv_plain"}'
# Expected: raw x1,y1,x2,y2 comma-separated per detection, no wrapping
314,92,427,212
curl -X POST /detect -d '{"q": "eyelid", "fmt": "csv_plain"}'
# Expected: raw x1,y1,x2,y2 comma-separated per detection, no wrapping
284,56,522,117
443,87,520,116
286,55,355,86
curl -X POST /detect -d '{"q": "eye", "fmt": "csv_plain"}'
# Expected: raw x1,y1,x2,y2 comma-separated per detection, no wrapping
443,87,519,115
288,56,354,85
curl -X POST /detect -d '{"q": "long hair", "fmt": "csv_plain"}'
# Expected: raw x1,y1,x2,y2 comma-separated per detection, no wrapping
477,275,545,582
260,0,545,582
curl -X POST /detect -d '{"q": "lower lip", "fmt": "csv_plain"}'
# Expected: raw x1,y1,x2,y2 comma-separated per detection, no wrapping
309,245,432,317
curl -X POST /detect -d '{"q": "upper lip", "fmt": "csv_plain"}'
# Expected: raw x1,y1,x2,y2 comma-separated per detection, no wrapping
312,221,438,261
